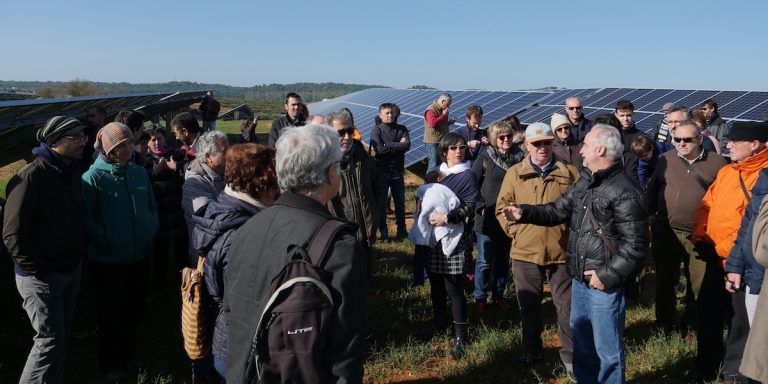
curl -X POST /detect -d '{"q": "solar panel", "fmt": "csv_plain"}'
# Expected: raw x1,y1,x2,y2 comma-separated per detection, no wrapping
0,91,208,167
719,92,768,118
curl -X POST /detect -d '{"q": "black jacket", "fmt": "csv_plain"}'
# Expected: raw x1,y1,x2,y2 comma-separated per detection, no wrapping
371,122,410,173
3,145,86,278
519,162,647,289
471,146,524,235
267,114,306,149
225,192,367,384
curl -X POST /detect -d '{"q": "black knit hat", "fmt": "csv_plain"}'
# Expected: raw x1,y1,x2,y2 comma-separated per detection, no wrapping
36,116,87,145
725,121,768,142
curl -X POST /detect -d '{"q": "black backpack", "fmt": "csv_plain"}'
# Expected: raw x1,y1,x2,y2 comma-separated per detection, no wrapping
246,219,348,384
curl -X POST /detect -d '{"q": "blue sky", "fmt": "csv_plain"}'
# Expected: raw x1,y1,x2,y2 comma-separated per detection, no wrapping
3,0,767,91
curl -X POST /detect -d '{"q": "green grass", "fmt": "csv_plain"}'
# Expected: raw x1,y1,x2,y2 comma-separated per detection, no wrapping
0,179,719,383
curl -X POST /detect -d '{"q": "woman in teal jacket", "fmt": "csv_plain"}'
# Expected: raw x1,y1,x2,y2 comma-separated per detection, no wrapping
81,122,159,377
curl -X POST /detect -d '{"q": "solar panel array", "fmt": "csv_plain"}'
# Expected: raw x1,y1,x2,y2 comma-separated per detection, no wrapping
516,88,768,134
310,88,549,167
0,91,208,167
311,87,768,168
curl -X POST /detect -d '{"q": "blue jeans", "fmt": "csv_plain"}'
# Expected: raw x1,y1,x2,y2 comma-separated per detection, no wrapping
570,279,626,384
425,143,440,172
473,232,510,302
203,120,216,131
377,170,406,238
15,265,82,384
213,356,227,383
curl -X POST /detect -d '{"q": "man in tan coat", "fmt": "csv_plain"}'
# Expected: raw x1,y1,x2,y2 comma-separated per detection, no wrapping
496,122,580,377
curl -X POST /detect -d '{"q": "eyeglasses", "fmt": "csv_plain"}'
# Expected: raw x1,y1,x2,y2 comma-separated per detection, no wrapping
555,127,570,132
337,127,355,137
448,144,468,151
673,136,698,143
531,140,553,147
667,120,686,125
567,106,583,111
497,134,513,141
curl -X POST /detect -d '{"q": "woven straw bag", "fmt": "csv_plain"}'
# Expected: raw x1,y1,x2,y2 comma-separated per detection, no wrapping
181,256,211,359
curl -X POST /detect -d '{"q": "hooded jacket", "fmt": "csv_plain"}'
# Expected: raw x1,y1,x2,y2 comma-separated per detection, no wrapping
81,155,159,263
694,147,768,267
517,162,647,289
192,189,264,361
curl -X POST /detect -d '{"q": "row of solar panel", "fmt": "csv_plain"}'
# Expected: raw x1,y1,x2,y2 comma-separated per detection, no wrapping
311,89,554,166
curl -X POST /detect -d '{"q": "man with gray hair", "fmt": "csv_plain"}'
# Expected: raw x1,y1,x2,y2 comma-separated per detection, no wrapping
424,92,457,171
225,124,368,383
326,111,382,260
182,130,229,265
501,124,647,383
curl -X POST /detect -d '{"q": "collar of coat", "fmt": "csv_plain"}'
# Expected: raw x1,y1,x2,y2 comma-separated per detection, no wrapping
275,191,335,219
585,161,624,187
732,146,768,173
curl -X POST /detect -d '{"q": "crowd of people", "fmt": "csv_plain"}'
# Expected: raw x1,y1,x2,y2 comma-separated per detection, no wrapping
3,89,768,384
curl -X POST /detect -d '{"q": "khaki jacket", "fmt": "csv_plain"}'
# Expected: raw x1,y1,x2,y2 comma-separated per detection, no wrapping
496,157,579,265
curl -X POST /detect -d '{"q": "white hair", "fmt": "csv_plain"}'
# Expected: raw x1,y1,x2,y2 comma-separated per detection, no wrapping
198,130,228,157
590,124,624,161
275,124,342,193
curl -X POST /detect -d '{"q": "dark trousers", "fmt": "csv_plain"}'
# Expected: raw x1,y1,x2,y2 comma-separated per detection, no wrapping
695,261,731,376
723,290,751,378
652,225,706,330
152,234,188,282
511,260,573,366
89,257,151,368
427,272,467,326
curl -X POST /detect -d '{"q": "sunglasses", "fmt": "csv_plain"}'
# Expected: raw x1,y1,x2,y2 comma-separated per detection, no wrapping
567,106,583,111
497,134,513,141
337,127,355,137
673,136,698,143
448,144,468,151
555,127,570,132
530,140,553,147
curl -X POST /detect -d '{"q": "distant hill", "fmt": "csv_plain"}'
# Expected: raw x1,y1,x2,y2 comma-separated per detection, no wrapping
0,80,389,102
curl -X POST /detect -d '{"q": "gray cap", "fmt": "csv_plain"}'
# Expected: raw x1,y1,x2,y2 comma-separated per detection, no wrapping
524,122,555,143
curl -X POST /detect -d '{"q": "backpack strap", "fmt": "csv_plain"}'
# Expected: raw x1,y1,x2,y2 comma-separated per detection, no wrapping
307,220,348,267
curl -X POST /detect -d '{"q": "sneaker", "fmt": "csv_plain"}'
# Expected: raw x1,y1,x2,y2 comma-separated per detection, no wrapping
518,350,541,365
494,298,511,311
476,301,489,315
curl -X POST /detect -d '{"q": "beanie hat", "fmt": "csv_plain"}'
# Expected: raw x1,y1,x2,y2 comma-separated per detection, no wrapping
725,121,768,143
550,113,570,130
36,116,87,145
94,122,133,155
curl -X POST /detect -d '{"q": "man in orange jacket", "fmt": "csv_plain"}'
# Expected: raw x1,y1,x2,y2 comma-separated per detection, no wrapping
690,121,768,382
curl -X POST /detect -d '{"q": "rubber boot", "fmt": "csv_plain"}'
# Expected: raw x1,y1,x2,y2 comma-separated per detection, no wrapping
450,321,468,360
